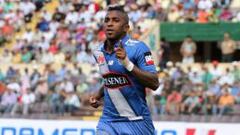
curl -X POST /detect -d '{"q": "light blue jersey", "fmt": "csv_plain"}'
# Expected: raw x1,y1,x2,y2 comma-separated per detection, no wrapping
93,35,157,135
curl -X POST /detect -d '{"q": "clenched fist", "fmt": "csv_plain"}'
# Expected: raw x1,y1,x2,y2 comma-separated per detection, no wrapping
115,40,126,60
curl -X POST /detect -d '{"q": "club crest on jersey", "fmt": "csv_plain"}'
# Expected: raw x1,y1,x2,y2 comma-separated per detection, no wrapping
103,72,131,89
144,52,154,65
97,54,105,65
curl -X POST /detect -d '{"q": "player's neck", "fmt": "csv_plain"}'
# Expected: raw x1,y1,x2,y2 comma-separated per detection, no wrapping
105,34,126,53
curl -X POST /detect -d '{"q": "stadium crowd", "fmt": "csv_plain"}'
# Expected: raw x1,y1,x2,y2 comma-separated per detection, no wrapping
0,63,102,116
0,0,159,116
0,0,240,119
149,61,240,117
163,0,240,23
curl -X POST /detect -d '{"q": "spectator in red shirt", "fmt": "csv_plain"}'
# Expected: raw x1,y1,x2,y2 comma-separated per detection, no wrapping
220,7,232,21
197,9,209,23
1,20,14,40
166,89,182,114
48,40,59,54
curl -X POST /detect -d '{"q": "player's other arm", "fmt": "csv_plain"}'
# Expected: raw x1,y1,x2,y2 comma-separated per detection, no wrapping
131,65,159,90
89,85,104,108
116,41,159,90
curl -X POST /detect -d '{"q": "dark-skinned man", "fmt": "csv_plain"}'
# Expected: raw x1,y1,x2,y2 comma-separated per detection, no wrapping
89,5,159,135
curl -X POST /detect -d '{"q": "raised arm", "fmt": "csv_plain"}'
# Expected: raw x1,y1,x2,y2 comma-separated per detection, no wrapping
115,41,159,90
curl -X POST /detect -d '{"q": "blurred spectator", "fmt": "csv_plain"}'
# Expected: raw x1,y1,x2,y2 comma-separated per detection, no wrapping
59,78,74,93
219,7,232,21
30,68,41,90
12,50,22,64
231,81,240,104
64,91,81,114
52,8,65,22
40,9,52,22
181,91,200,114
207,80,221,96
180,36,197,64
232,62,240,82
157,91,167,115
202,66,213,89
198,0,213,11
220,32,236,62
7,77,20,92
167,6,180,22
20,68,31,94
188,68,203,85
218,89,235,115
11,88,35,116
0,49,12,63
40,50,54,64
22,28,34,43
35,77,48,102
218,68,234,86
217,0,230,8
210,60,222,80
1,20,14,40
21,47,32,63
6,66,16,80
0,87,17,114
166,89,182,115
36,17,49,32
47,69,57,89
158,38,170,70
0,69,5,82
196,9,209,23
19,0,36,23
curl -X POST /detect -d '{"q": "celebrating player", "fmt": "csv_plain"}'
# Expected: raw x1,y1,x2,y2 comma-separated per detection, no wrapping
89,5,159,135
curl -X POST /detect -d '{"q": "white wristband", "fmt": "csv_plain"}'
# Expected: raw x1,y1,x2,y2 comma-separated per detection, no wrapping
121,57,134,72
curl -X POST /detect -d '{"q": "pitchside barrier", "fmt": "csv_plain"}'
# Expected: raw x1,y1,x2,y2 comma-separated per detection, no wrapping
0,119,239,135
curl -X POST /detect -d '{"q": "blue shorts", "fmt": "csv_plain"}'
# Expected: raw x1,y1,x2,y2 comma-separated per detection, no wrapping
96,120,155,135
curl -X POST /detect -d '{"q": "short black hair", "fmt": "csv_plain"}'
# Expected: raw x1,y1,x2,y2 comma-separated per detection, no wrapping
107,4,129,24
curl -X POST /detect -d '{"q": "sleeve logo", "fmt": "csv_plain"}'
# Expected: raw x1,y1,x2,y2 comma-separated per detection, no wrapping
144,52,154,65
97,54,105,65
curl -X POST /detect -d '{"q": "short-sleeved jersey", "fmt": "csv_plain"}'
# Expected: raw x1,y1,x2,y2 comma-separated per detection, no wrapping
93,35,157,122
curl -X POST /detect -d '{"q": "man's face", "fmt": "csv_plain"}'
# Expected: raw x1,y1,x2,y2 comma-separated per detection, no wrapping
104,11,128,40
186,37,192,43
224,33,230,41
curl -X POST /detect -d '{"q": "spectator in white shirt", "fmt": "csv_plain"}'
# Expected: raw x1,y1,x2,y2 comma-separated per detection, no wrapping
11,88,35,115
198,0,213,11
42,28,54,43
64,91,81,113
49,20,60,33
19,0,36,15
22,28,34,43
218,68,235,86
40,9,52,22
78,6,92,23
40,50,54,64
0,88,17,114
38,36,50,51
0,49,12,63
7,78,21,94
60,78,74,93
20,68,31,94
65,8,78,24
210,61,222,80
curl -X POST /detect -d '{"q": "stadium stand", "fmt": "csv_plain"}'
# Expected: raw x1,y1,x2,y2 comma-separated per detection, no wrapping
0,0,240,123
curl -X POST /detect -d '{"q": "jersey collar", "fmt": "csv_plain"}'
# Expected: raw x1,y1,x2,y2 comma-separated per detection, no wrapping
102,35,130,54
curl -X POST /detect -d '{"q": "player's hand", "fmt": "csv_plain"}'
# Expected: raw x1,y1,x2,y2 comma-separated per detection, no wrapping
115,40,126,60
89,95,101,108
